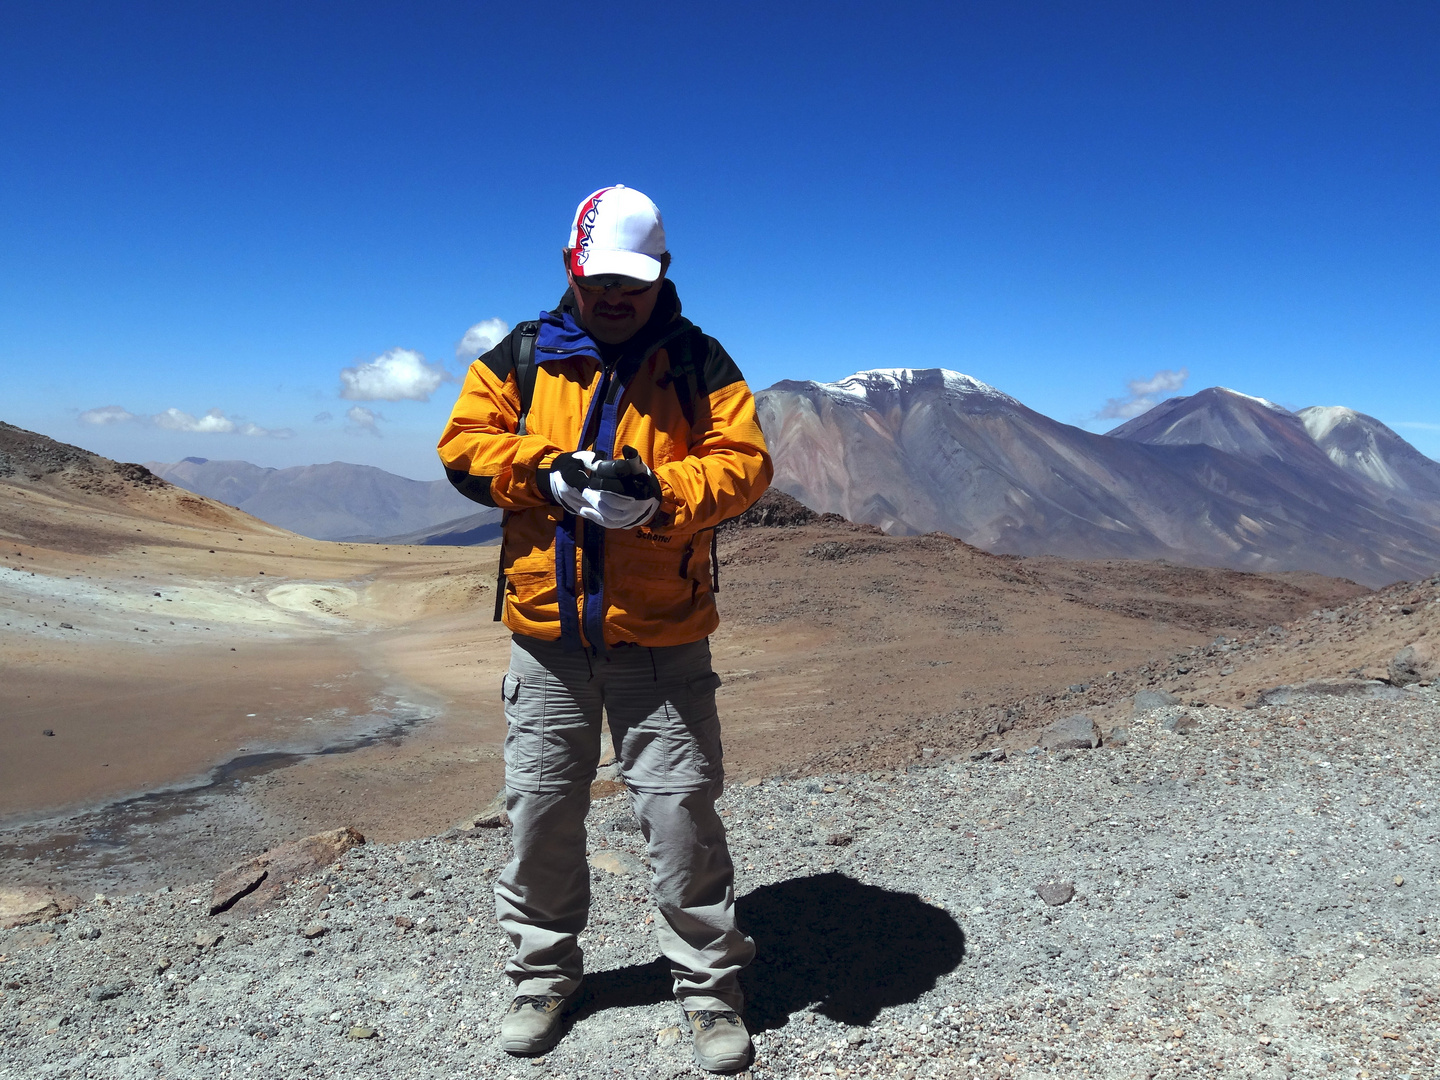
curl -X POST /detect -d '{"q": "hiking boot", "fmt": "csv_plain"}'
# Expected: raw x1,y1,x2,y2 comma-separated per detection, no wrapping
499,993,569,1055
686,1009,752,1073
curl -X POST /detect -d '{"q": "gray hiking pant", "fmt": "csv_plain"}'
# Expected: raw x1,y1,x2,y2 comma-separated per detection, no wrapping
495,633,754,1013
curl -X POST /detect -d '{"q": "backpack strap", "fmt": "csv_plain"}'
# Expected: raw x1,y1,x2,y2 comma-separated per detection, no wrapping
495,320,540,622
710,527,720,593
513,321,540,435
657,328,703,431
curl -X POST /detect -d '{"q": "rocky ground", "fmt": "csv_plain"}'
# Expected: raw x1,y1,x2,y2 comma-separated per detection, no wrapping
4,442,1439,1079
2,672,1436,1080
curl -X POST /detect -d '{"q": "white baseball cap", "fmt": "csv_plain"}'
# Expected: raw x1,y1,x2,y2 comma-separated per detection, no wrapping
566,185,667,282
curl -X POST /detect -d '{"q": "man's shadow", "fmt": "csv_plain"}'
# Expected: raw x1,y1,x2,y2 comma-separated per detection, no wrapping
569,872,966,1032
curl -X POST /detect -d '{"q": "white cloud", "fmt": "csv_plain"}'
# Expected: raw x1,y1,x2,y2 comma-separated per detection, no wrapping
154,407,238,434
78,405,141,425
455,318,509,363
1097,367,1189,420
314,411,333,423
346,405,384,437
339,347,449,402
77,405,292,437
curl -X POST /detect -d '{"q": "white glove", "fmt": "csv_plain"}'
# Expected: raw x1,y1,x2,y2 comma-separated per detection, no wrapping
583,488,660,529
585,446,661,528
547,450,660,529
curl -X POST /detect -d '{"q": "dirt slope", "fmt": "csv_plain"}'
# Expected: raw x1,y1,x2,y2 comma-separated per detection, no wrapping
708,498,1367,778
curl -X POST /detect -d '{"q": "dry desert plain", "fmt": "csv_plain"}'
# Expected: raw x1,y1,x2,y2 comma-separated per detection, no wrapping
0,422,1383,894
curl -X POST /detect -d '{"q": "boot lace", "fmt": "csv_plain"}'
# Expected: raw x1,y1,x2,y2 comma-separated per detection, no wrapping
686,1009,740,1030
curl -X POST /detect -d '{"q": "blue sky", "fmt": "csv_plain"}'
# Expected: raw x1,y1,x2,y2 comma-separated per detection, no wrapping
2,1,1437,479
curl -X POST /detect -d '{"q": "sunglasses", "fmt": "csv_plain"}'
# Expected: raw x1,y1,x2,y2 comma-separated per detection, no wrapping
572,274,658,297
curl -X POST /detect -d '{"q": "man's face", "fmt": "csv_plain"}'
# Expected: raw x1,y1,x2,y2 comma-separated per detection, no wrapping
564,252,668,344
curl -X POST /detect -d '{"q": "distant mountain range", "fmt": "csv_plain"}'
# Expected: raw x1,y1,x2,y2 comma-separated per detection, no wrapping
145,458,499,544
756,370,1440,587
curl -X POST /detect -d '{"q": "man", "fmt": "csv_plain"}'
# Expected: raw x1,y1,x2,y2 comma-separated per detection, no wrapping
438,185,772,1073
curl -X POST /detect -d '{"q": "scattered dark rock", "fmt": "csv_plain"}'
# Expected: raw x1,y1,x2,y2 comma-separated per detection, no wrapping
193,931,222,949
1161,714,1200,736
723,488,818,529
405,886,425,901
1256,680,1406,706
394,916,414,930
300,923,328,939
88,980,131,1003
606,812,642,834
348,1026,378,1040
825,833,854,847
1037,714,1100,751
42,729,54,737
464,793,510,830
1035,880,1075,907
805,540,882,561
1106,727,1130,747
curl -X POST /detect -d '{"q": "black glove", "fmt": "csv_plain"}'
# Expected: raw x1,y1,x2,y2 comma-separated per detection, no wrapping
545,450,600,511
587,445,661,502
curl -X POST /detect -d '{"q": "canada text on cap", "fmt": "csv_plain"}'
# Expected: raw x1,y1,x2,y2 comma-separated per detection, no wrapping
566,185,667,282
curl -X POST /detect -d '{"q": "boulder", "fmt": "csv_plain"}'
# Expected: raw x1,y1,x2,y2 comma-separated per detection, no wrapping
210,826,364,917
1037,714,1101,751
1132,690,1180,714
462,791,509,830
1389,641,1436,687
0,886,80,929
1035,880,1076,907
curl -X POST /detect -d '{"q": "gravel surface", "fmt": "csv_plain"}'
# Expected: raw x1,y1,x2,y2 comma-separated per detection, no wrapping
3,678,1437,1079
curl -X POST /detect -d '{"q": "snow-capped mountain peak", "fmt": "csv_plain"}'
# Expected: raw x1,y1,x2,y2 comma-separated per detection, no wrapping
1213,387,1291,414
820,368,1015,406
1297,405,1357,441
1297,405,1440,496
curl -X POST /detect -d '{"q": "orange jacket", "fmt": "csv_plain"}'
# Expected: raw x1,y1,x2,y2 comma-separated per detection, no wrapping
438,283,772,649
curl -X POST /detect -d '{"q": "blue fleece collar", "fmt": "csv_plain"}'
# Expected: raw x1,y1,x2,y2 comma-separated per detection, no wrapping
536,309,601,362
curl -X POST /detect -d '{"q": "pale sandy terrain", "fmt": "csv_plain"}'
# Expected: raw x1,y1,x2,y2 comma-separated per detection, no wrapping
0,442,508,841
